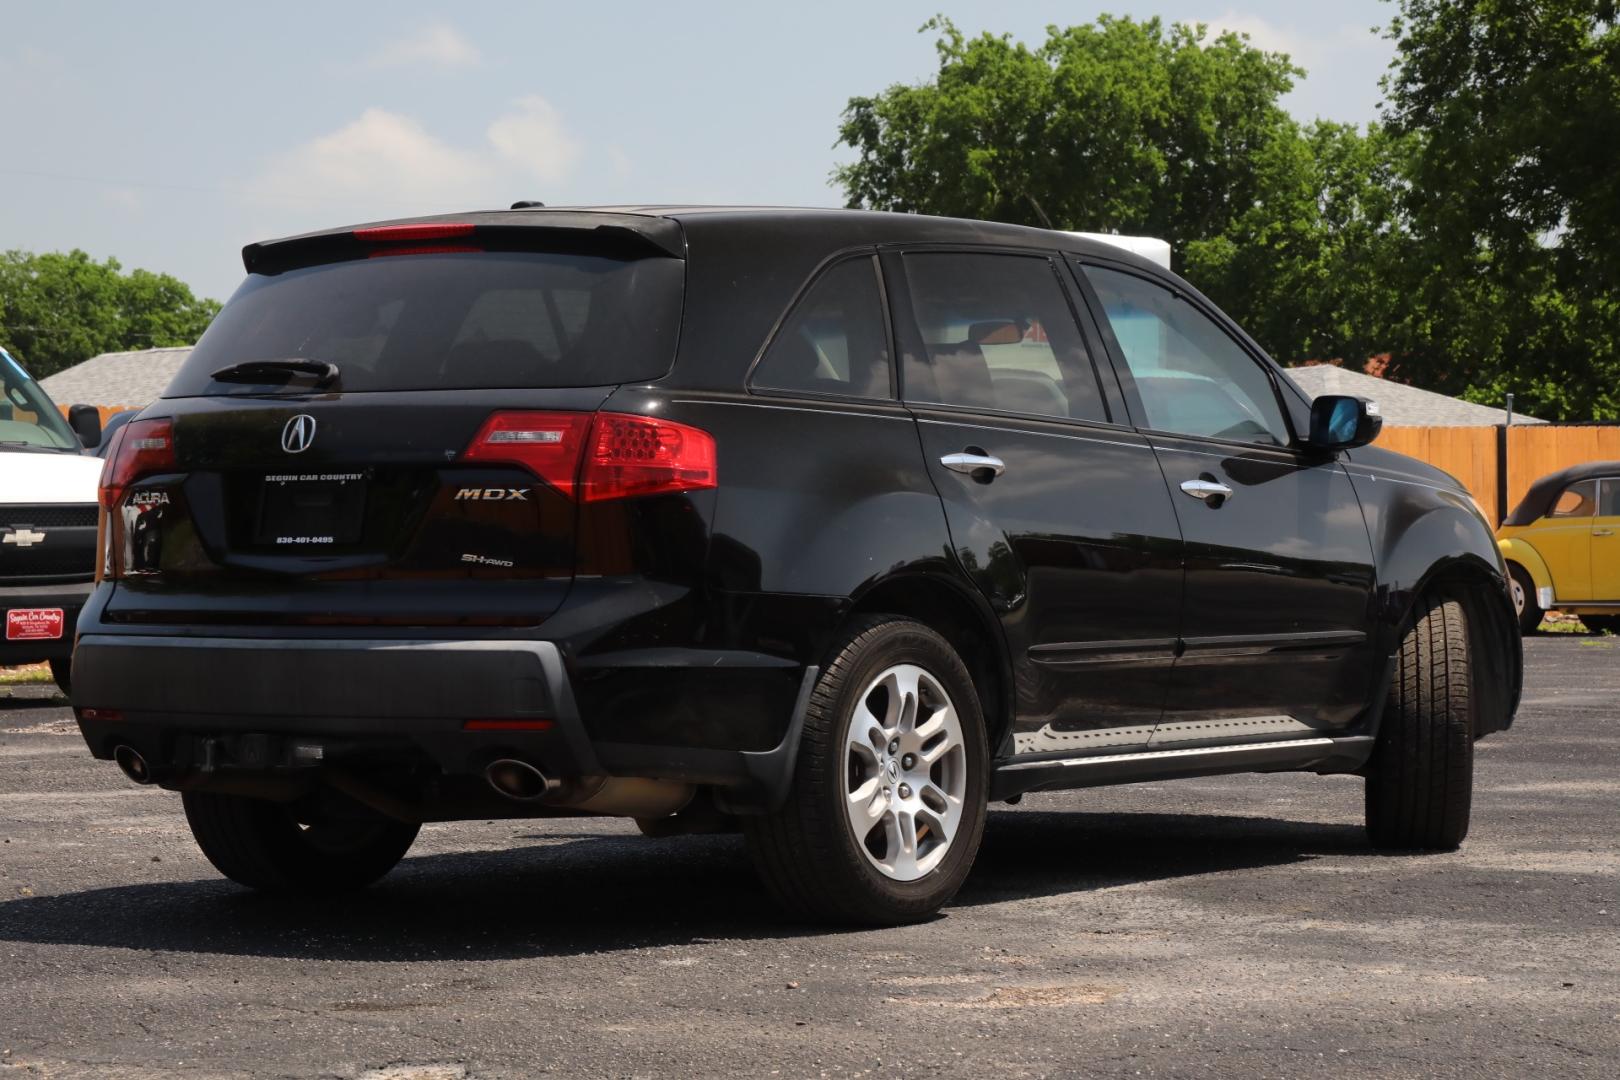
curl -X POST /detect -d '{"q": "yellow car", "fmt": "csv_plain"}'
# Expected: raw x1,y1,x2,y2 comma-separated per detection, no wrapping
1497,462,1620,633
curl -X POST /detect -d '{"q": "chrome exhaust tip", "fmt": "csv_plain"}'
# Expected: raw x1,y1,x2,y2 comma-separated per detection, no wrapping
485,758,559,802
113,745,154,785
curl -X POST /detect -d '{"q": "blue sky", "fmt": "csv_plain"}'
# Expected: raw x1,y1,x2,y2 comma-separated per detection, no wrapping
1,1,1397,302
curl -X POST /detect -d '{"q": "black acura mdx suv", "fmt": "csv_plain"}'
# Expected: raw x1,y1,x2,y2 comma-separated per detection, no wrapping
73,207,1521,924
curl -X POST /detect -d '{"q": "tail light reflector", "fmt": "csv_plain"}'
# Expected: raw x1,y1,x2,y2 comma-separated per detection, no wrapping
461,412,595,499
99,418,175,510
460,411,717,502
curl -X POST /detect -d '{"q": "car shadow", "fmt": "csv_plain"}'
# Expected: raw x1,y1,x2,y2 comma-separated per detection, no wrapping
0,809,1371,961
0,693,69,712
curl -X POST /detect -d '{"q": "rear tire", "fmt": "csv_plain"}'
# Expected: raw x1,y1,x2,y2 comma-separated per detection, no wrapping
1364,595,1474,850
1507,563,1542,634
48,658,71,697
743,617,989,926
1582,614,1620,635
182,791,419,894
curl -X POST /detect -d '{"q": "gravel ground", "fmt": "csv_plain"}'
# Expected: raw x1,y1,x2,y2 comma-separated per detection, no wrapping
0,636,1615,1079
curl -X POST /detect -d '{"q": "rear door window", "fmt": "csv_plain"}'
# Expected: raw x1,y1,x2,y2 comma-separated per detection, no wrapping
167,250,684,395
900,252,1109,423
1551,480,1600,518
751,257,892,399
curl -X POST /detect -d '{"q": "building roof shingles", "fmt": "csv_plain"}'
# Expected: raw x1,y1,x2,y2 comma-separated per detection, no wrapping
38,346,192,409
1285,365,1543,427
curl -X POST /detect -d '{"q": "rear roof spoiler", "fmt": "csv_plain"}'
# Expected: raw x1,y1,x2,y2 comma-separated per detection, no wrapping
242,210,685,275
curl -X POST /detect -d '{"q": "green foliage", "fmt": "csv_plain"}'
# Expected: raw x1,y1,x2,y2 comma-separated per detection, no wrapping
838,16,1303,248
0,250,219,379
836,10,1620,421
1381,0,1620,420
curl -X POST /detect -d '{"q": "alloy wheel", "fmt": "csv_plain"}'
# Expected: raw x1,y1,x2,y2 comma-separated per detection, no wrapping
842,663,967,881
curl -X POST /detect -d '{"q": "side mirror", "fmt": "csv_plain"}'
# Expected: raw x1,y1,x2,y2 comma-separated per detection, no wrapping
68,404,102,449
1308,395,1382,451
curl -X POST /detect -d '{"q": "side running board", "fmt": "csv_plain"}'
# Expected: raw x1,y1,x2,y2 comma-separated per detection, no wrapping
990,735,1374,801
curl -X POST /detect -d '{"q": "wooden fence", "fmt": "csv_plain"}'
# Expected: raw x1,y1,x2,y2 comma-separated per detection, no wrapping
1377,424,1620,524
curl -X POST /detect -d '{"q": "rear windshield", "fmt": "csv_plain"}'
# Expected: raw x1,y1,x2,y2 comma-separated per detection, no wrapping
167,250,684,396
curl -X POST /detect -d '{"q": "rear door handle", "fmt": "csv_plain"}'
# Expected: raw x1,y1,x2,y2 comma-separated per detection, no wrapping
1180,478,1233,500
1596,528,1615,537
941,451,1006,478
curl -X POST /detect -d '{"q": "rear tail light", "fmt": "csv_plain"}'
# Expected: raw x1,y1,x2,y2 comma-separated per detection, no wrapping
584,413,717,502
460,411,717,502
99,418,175,510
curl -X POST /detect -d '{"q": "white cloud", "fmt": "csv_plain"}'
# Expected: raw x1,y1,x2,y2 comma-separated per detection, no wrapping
366,24,481,70
248,98,583,214
1203,11,1313,62
486,96,582,184
1201,11,1394,124
251,108,491,207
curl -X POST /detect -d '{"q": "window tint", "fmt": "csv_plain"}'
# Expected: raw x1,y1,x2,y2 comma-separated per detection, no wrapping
901,253,1108,423
1084,266,1290,446
751,258,892,399
1602,479,1620,517
1550,479,1600,518
169,250,683,395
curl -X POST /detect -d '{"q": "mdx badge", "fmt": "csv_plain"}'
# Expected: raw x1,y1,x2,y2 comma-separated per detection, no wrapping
281,414,317,454
455,488,531,501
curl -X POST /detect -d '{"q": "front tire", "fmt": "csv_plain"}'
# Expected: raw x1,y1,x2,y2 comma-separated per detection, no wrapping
182,791,419,894
1507,563,1542,634
1364,595,1474,850
744,617,989,925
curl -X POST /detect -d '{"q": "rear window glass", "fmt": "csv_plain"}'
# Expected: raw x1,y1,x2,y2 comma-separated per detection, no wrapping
167,250,683,395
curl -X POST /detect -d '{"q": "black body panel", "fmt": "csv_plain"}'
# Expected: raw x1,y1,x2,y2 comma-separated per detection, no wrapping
71,205,1521,818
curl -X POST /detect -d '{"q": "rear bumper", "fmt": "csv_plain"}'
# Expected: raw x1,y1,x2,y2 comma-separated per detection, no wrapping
71,633,813,811
2,581,93,664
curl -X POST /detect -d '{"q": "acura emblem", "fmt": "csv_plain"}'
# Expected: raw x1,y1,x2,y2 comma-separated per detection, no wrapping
281,414,317,454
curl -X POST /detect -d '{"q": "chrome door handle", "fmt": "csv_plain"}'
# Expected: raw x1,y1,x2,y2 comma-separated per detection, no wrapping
941,452,1006,477
1180,478,1233,500
1596,528,1615,537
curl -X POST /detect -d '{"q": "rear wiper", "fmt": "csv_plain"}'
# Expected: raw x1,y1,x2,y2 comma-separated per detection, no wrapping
210,358,341,388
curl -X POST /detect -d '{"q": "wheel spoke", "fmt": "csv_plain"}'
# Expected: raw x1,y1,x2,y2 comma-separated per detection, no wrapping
918,724,959,766
889,809,920,878
913,808,951,875
892,667,921,733
851,699,889,752
919,781,956,815
847,777,885,823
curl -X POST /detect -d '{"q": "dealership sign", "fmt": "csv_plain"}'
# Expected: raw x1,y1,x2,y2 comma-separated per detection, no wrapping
5,608,65,641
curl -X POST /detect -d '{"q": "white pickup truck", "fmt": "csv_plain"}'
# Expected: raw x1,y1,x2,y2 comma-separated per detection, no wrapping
1,347,106,694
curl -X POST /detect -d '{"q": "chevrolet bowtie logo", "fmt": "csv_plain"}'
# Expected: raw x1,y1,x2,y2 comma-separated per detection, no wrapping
2,529,46,548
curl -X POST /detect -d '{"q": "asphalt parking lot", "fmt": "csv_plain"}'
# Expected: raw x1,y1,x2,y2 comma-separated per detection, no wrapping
1,636,1615,1080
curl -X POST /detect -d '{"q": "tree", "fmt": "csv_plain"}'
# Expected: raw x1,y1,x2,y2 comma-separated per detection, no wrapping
1380,0,1620,420
0,250,219,379
837,16,1302,252
834,17,1400,371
